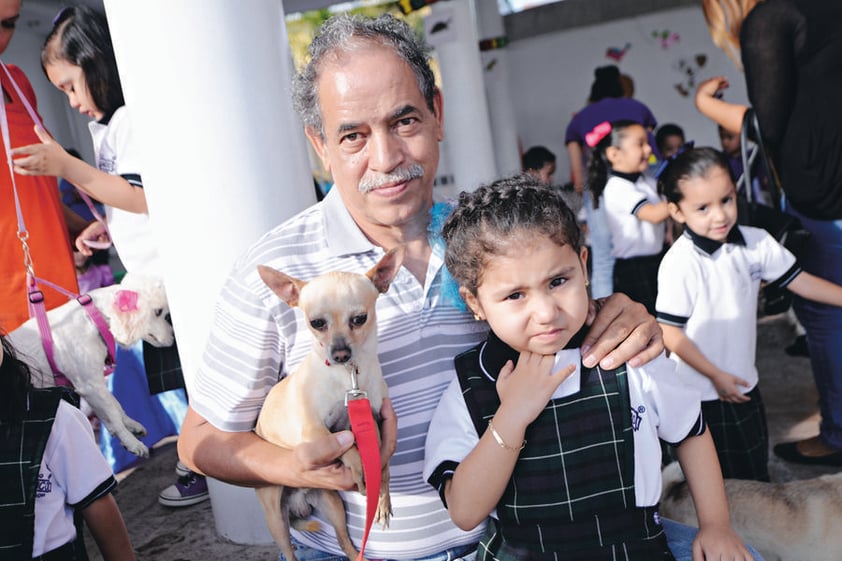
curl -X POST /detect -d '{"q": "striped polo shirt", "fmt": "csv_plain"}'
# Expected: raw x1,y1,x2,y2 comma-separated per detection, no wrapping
190,187,489,558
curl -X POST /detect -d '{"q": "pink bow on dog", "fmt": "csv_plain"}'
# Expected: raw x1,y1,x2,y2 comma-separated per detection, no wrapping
114,290,139,313
585,121,612,148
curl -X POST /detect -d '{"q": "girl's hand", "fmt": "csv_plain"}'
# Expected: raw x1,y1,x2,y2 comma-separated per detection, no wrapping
75,221,111,256
11,126,70,177
695,76,729,106
711,370,751,403
693,523,753,561
496,352,576,426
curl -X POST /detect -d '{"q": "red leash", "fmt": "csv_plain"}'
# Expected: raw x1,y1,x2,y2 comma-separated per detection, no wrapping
345,367,382,561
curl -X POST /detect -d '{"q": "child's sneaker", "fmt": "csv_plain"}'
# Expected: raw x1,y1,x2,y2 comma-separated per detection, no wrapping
158,472,209,507
175,460,191,477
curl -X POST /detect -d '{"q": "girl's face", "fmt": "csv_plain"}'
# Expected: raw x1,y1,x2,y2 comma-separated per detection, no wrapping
669,165,738,241
607,124,651,174
463,235,589,355
45,59,103,121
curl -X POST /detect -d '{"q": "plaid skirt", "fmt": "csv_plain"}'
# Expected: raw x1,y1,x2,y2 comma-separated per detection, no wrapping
143,339,185,395
702,385,769,481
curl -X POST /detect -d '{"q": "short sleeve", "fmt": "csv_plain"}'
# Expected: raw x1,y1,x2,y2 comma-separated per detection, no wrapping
630,354,702,444
604,178,648,217
655,245,697,327
751,228,800,287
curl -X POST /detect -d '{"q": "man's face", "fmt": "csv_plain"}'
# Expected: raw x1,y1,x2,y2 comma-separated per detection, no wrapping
306,43,444,237
0,0,20,56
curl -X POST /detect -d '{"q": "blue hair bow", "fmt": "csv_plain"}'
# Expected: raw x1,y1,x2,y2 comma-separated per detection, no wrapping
653,141,695,179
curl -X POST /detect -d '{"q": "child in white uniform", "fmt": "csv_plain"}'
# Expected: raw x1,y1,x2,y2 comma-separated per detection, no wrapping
0,332,134,560
586,120,670,314
656,147,842,480
423,175,753,561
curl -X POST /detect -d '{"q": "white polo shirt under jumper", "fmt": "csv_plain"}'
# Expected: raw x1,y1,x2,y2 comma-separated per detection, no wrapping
655,225,800,401
603,172,665,259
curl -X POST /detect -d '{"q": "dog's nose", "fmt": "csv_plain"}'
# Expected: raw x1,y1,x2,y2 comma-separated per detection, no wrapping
331,346,352,364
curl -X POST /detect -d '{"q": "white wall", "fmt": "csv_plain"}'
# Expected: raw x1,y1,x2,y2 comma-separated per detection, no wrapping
506,4,749,182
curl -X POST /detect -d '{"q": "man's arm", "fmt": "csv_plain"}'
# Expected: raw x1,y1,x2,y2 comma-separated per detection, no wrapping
178,398,398,489
581,292,664,369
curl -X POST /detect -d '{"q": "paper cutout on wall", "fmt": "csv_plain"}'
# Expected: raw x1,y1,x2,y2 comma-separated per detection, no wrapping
424,4,455,46
652,30,680,49
672,53,710,97
605,43,631,62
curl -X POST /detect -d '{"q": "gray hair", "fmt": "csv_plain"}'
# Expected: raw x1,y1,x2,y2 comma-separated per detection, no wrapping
292,13,437,139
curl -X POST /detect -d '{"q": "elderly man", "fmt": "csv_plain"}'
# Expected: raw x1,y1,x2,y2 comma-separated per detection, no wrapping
179,13,667,561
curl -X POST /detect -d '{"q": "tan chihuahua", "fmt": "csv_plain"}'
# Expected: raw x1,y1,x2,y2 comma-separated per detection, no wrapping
253,246,403,561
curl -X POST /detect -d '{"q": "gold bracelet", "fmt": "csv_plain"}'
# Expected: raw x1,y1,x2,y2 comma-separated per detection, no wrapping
488,419,525,452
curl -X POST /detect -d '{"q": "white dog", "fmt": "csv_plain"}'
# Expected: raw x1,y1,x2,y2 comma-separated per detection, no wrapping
8,273,175,458
660,461,842,561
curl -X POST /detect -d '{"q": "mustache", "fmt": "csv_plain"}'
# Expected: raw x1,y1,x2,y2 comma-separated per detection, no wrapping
358,164,424,193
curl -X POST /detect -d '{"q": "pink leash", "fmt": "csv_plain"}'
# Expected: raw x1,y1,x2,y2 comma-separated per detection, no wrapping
0,60,116,384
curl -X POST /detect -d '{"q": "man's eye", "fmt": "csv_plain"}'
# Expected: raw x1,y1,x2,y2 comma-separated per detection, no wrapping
350,314,367,327
1,18,17,30
310,318,328,331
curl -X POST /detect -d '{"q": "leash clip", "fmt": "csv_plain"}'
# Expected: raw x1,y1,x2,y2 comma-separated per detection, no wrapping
345,364,368,405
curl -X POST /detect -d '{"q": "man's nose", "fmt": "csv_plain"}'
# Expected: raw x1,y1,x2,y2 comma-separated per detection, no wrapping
368,130,403,172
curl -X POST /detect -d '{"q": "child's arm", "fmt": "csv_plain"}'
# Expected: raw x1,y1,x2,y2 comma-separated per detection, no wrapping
444,354,575,530
786,271,842,307
635,200,670,224
11,126,147,213
675,430,752,561
81,493,136,561
660,323,750,403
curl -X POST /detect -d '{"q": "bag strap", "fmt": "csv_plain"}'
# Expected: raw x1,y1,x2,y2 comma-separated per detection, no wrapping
740,108,784,211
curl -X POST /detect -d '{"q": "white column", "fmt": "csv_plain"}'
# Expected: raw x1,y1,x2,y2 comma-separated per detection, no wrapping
104,0,313,544
426,0,497,196
475,0,521,177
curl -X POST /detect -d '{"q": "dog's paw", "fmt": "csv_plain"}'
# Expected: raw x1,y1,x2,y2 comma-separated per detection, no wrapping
375,493,392,529
123,439,150,458
124,418,147,437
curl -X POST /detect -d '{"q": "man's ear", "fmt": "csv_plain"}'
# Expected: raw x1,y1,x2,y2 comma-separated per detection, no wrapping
459,287,483,320
667,201,685,223
305,126,331,173
432,87,445,142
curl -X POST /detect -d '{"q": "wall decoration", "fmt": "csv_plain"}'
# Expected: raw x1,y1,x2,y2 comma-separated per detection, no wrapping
672,53,709,97
605,43,631,62
652,29,680,49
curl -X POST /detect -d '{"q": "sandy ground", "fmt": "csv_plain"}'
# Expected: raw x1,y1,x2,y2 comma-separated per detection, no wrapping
83,313,838,561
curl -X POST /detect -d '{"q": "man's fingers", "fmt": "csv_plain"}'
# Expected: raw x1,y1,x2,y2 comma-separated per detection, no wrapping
295,431,354,468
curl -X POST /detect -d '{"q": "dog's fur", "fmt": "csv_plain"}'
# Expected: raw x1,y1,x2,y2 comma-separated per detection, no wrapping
8,273,174,458
660,461,842,561
254,247,403,561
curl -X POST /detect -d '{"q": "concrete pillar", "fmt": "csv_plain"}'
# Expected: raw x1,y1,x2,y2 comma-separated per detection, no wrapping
426,0,497,196
475,0,522,177
103,0,313,544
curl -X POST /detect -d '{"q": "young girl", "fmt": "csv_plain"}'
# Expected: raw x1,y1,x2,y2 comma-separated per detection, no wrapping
656,147,842,480
587,120,670,314
10,6,201,505
423,175,753,561
0,331,135,560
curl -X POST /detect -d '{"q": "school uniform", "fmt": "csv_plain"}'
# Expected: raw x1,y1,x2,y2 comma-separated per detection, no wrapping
656,225,800,480
424,329,705,561
0,388,116,560
603,171,666,314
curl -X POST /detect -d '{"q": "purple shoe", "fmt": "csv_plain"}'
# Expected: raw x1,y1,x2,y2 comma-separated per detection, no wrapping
158,472,209,507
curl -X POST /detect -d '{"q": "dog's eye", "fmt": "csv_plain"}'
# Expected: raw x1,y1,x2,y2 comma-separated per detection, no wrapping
310,318,328,331
350,314,367,327
154,309,163,317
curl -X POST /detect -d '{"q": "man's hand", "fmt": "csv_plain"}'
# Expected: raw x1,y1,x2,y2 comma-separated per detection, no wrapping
582,293,663,369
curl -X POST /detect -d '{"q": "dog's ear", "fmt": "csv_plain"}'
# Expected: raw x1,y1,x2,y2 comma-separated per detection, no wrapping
258,265,305,307
367,246,405,294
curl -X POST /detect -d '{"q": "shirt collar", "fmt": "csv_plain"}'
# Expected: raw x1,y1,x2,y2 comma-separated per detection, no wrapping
610,170,641,183
477,326,588,382
683,225,746,255
322,187,378,258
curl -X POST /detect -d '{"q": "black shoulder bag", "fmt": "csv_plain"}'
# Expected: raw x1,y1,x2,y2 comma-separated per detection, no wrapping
737,108,811,315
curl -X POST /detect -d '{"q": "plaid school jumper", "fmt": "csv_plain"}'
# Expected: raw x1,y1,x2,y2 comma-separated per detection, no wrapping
0,388,88,561
454,333,673,561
